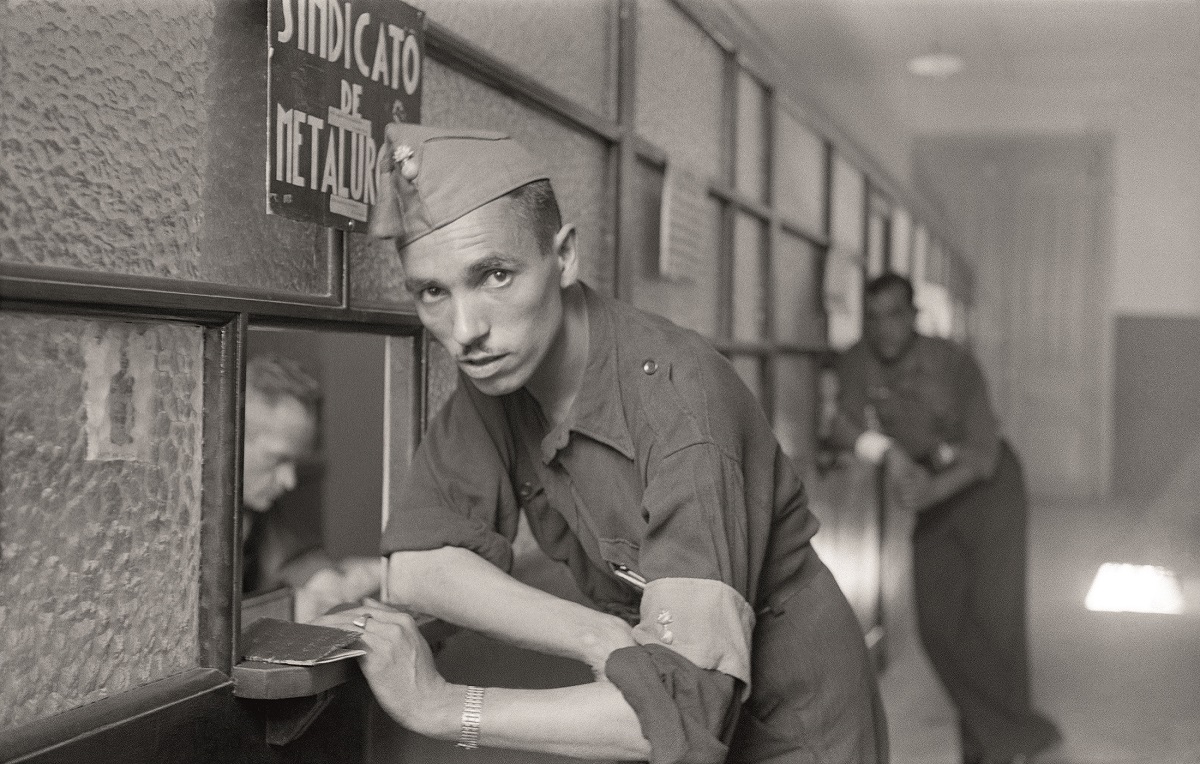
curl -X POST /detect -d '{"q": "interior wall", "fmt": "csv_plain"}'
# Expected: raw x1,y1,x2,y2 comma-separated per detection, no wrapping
1108,96,1200,317
1112,316,1200,500
913,135,1112,499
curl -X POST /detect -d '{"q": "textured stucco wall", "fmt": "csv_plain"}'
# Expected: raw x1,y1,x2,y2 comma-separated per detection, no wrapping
0,313,205,731
1,0,333,295
0,1,213,278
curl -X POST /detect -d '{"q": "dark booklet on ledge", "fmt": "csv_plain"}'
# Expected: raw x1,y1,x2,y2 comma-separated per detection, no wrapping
240,617,366,666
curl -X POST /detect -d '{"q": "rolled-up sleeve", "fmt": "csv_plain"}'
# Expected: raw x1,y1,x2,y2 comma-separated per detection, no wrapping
380,385,518,572
605,439,758,763
606,644,741,764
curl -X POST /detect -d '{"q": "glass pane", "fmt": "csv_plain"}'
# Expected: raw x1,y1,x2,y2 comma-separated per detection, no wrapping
628,160,720,338
1,313,204,728
866,209,888,278
419,0,615,118
636,0,724,179
825,249,864,351
890,207,913,276
4,1,334,295
418,59,614,295
735,70,768,202
772,232,822,344
911,225,929,283
730,355,762,403
772,354,817,465
732,213,766,342
915,281,953,338
926,238,944,285
775,112,826,234
830,154,865,253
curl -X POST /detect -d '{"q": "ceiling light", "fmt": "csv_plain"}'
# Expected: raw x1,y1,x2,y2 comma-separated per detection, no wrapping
907,51,964,78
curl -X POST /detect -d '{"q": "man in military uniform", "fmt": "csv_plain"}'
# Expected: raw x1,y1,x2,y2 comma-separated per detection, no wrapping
827,273,1060,764
321,124,888,763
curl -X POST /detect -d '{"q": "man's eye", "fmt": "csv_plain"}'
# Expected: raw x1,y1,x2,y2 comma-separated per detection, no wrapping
420,286,445,303
485,270,512,287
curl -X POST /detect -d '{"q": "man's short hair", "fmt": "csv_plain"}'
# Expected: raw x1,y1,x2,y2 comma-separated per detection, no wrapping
506,179,561,256
246,354,321,418
865,272,915,306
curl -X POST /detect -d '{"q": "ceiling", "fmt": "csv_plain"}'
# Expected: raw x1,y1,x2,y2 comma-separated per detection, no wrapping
731,0,1200,186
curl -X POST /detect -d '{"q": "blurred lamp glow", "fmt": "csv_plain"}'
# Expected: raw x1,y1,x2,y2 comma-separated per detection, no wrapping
907,52,964,78
1085,562,1184,614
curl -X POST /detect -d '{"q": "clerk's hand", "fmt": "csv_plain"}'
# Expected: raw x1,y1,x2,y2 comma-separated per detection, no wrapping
883,446,933,511
315,604,456,735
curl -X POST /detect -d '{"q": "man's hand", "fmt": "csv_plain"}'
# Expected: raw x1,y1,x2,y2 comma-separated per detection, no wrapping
338,555,383,600
883,446,933,511
316,604,458,736
293,557,383,622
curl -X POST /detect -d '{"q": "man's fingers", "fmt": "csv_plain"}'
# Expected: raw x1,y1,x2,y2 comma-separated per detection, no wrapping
356,604,419,629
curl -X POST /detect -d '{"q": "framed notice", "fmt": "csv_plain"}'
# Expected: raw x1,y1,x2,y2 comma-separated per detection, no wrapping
268,0,424,230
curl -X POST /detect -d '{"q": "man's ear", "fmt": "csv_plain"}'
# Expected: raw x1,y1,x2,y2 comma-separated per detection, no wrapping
553,224,579,287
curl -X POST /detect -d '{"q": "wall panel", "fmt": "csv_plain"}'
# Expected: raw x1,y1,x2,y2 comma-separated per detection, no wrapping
420,0,616,119
627,159,721,338
1,1,338,298
1,2,212,279
635,0,724,178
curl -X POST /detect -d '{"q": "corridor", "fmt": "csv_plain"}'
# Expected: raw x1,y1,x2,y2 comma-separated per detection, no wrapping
882,496,1200,764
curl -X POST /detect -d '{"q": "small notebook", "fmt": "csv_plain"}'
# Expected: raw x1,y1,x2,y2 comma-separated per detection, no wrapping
241,617,366,666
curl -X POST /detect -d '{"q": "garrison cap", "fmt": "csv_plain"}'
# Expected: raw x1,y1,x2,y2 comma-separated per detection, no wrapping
369,123,551,248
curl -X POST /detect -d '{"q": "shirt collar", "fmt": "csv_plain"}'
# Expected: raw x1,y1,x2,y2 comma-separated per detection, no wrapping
539,284,636,464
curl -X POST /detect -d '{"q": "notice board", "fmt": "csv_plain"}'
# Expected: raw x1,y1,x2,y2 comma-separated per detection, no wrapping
268,0,424,231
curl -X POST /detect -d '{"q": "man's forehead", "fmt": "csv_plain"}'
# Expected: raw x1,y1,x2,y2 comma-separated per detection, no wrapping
400,198,530,281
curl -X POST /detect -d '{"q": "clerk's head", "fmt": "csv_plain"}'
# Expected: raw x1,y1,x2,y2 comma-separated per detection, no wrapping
863,273,918,362
370,126,579,397
243,354,319,512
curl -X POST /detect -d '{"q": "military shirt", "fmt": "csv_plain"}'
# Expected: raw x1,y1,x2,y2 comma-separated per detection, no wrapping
834,334,1000,478
381,284,828,762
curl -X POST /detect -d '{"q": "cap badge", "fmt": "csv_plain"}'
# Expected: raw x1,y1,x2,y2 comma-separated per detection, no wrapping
392,144,419,180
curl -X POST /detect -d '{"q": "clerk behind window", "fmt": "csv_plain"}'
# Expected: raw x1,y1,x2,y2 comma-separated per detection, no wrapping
826,273,1059,764
241,354,377,622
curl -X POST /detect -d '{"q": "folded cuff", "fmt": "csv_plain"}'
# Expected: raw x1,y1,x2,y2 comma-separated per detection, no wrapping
631,578,755,694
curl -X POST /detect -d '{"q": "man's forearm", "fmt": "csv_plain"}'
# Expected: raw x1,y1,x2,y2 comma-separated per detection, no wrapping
408,680,650,760
386,546,635,672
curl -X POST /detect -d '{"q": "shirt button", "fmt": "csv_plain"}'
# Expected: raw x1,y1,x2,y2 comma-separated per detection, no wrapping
642,359,658,375
518,482,534,499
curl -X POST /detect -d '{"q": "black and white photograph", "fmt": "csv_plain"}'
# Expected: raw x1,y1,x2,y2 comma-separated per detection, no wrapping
1,1,1197,763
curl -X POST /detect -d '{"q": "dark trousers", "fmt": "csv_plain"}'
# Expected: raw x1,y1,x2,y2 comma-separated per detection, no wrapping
912,442,1059,763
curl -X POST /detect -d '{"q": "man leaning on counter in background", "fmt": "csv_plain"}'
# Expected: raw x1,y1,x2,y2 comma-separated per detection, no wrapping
826,273,1060,764
317,124,889,764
